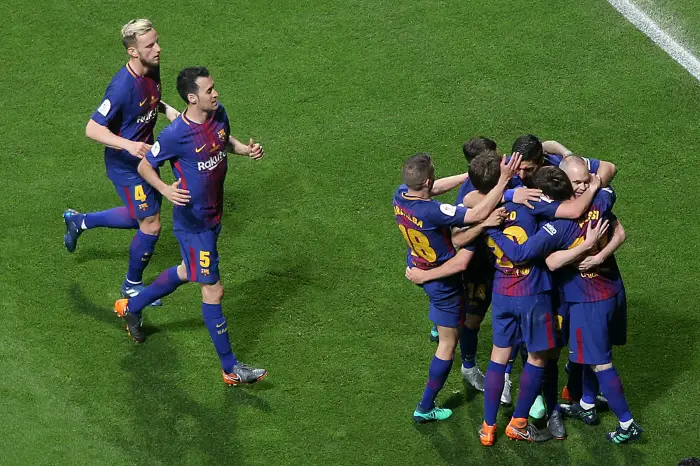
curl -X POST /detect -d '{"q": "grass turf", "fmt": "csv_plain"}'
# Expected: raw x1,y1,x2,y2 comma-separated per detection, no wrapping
1,0,700,464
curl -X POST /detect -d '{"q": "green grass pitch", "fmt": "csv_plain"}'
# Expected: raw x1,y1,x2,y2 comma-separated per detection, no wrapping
1,0,700,464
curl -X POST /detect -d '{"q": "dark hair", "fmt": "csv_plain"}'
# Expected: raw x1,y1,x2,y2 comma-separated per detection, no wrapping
463,137,497,162
176,67,210,103
532,166,574,201
402,153,434,190
468,151,501,194
512,134,543,163
678,459,700,466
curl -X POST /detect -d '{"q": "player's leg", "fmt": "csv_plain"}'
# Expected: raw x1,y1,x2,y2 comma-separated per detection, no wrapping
62,183,142,252
594,362,642,444
114,262,188,342
414,283,463,424
460,313,485,391
120,184,163,306
501,336,521,406
542,301,567,438
505,292,556,443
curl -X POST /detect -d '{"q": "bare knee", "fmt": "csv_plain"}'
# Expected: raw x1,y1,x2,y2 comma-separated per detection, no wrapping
139,214,161,236
490,345,511,365
176,263,189,282
527,351,548,367
435,326,459,359
201,281,224,304
464,314,483,330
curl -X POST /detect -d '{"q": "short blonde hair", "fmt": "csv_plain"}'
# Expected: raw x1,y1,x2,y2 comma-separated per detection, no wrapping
121,19,154,48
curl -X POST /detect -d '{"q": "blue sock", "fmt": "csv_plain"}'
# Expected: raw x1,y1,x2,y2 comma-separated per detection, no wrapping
543,360,560,415
582,365,599,405
460,326,479,369
513,362,545,419
567,362,584,401
126,230,159,284
483,361,507,425
595,367,632,423
418,356,453,412
84,207,139,229
128,266,185,315
202,303,238,373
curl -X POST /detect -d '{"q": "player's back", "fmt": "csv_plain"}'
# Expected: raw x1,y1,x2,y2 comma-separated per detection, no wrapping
556,188,622,302
487,202,551,296
394,185,467,270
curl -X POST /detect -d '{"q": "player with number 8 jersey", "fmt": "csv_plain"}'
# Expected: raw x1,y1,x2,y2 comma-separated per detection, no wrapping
112,66,268,386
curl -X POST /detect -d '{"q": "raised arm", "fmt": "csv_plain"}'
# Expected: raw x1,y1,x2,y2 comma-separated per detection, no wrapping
596,161,617,187
405,248,475,284
578,218,625,271
431,173,468,196
462,153,521,224
542,140,573,157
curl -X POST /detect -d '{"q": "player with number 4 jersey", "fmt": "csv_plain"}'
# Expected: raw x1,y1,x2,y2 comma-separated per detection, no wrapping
112,66,268,386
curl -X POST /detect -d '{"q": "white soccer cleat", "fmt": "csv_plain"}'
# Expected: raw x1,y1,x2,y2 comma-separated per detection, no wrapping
501,374,513,405
461,365,485,392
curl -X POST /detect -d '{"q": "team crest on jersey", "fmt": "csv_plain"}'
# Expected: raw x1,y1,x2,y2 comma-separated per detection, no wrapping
138,203,149,211
201,269,210,276
218,129,226,141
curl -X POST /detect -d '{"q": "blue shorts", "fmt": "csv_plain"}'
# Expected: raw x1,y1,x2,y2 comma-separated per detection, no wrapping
114,180,161,220
491,292,557,353
462,272,493,318
421,276,465,328
568,291,626,365
174,224,222,284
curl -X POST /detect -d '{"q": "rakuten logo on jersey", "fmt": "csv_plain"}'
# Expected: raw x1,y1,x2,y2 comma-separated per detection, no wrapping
198,151,227,171
137,109,157,124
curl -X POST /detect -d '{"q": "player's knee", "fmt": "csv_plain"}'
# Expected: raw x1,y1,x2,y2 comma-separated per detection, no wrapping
176,263,189,282
464,314,483,330
490,345,511,364
202,282,224,303
139,215,161,236
527,351,548,367
547,347,562,360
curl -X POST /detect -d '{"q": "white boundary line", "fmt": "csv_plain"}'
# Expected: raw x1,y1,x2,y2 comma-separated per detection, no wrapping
607,0,700,81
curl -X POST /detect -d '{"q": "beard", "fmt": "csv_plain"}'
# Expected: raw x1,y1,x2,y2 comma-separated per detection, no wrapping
139,55,160,72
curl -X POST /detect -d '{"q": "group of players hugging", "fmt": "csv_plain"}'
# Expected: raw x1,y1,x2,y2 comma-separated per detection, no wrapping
393,135,642,445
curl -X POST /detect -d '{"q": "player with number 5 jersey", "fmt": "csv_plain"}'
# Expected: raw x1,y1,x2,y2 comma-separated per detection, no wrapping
394,152,520,424
113,66,268,386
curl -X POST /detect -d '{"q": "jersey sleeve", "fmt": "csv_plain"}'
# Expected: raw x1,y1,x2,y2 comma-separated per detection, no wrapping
91,80,128,127
146,126,180,167
455,178,475,206
529,196,562,219
487,221,568,263
582,156,601,174
428,202,470,228
594,187,616,214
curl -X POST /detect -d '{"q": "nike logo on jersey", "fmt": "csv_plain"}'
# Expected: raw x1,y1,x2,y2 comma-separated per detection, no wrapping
195,144,206,153
139,97,148,106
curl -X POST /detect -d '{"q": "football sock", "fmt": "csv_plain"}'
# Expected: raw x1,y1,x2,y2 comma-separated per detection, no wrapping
126,230,159,284
543,359,560,415
620,419,634,430
84,207,139,230
128,266,185,315
513,362,545,419
566,362,584,401
596,367,632,423
418,356,453,412
582,365,599,406
483,361,507,425
202,303,238,373
460,326,479,369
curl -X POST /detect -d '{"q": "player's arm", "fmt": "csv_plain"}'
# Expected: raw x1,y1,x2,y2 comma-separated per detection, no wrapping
578,217,625,271
405,248,474,285
430,173,468,196
226,136,265,160
487,224,565,263
463,186,543,210
451,207,506,248
158,100,181,122
546,219,610,271
542,140,573,157
595,160,617,187
85,119,151,158
139,138,191,206
461,153,522,224
552,174,602,219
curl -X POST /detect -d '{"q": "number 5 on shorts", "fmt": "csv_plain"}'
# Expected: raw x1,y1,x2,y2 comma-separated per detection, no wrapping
199,251,210,268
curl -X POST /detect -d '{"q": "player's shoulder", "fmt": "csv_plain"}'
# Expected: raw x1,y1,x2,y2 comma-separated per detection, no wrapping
593,186,616,207
539,217,575,236
544,153,564,167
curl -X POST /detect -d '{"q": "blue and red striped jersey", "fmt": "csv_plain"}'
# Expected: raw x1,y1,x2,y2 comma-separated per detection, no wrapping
486,202,552,296
146,105,231,232
487,188,621,302
394,185,469,269
91,63,161,185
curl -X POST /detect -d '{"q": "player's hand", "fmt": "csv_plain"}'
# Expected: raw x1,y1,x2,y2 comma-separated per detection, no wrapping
499,152,521,182
248,138,264,160
582,219,609,250
405,266,430,285
588,174,601,193
163,179,191,206
512,187,543,209
578,254,604,271
128,141,152,159
483,207,507,228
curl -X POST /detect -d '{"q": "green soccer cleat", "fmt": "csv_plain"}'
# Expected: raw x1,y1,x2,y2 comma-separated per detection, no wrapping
606,421,643,444
529,394,546,419
429,325,439,343
413,406,453,424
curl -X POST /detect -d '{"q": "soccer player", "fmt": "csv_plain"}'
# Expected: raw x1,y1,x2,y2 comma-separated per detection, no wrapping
395,152,521,423
487,161,642,444
113,66,268,385
63,19,181,304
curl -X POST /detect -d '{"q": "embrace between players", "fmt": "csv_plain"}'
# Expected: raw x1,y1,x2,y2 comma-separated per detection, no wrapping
63,19,267,386
394,135,642,445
